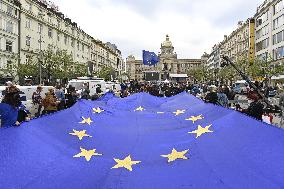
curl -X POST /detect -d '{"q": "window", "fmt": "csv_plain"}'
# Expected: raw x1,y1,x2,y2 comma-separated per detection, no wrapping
273,30,284,44
38,9,43,17
57,34,60,41
26,36,31,46
273,46,284,60
26,17,31,28
274,0,284,14
64,35,67,45
48,15,52,23
48,28,53,38
71,39,74,47
6,41,13,52
7,5,13,15
256,11,268,27
273,15,284,30
77,42,80,50
6,21,13,33
57,20,60,28
256,38,269,52
7,60,12,66
27,2,32,12
38,23,43,34
256,25,269,39
82,44,84,51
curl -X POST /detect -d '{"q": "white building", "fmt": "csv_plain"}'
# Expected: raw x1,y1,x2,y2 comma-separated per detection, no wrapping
0,0,20,72
19,0,92,65
207,43,222,69
255,0,284,64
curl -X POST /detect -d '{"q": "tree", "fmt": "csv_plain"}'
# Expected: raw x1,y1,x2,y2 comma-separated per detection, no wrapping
188,64,210,83
41,47,87,83
94,66,116,81
0,54,38,84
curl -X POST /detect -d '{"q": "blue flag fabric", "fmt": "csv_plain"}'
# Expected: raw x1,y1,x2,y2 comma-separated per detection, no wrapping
143,50,159,66
1,92,284,189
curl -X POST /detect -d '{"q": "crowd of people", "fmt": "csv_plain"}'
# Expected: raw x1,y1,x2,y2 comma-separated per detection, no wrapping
0,79,283,128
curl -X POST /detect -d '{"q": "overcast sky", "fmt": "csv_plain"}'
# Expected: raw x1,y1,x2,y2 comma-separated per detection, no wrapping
53,0,263,59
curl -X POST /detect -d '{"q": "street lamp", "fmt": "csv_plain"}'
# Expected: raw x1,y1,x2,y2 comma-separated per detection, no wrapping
38,12,45,84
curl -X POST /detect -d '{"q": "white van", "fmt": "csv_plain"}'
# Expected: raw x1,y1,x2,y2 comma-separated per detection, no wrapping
68,77,106,96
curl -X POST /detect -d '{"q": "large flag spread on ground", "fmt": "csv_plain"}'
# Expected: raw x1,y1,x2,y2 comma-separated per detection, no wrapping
1,92,284,189
143,50,159,66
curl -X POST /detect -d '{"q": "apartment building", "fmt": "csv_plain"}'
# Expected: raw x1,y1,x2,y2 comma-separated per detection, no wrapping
255,0,284,64
0,0,20,71
19,0,92,65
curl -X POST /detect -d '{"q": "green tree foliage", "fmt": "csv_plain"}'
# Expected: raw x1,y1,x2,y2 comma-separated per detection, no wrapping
189,65,212,83
94,66,116,81
41,47,87,82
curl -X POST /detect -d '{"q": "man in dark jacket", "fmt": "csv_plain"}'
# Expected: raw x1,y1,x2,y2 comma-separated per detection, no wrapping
247,94,264,121
205,86,219,105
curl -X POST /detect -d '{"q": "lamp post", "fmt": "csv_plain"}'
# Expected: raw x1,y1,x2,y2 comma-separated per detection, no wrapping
38,12,45,84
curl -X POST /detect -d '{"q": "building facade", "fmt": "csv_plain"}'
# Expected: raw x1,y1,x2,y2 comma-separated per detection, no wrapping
254,0,284,64
220,20,251,63
126,35,207,81
0,0,20,71
207,18,255,70
19,0,92,65
207,43,222,69
0,0,124,81
90,39,124,76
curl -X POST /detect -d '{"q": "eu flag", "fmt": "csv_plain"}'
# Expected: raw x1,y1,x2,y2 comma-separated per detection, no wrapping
143,50,159,66
1,92,284,189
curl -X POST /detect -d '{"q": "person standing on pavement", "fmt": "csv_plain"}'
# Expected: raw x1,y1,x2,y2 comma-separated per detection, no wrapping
32,85,43,117
205,86,219,105
0,85,30,127
246,94,264,121
42,88,59,115
278,89,284,126
217,87,229,107
55,85,65,110
279,89,284,108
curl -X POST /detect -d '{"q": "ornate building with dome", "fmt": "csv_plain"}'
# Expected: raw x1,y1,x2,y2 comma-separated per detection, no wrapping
126,35,209,81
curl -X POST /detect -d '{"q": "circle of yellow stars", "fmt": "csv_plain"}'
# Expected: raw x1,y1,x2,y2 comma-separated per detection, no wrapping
70,105,214,172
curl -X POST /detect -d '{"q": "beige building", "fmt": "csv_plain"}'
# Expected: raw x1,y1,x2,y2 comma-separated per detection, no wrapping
19,0,92,65
0,0,124,82
220,20,251,63
90,40,124,77
126,35,207,81
0,0,20,72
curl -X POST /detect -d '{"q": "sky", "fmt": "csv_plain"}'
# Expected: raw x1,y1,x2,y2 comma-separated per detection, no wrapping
53,0,264,59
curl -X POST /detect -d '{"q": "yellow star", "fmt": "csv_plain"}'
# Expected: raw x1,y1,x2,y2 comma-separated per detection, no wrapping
73,147,102,161
111,155,141,171
135,106,145,111
185,115,204,123
93,107,104,114
79,117,93,125
173,110,186,116
161,148,189,163
69,129,92,140
189,124,213,138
